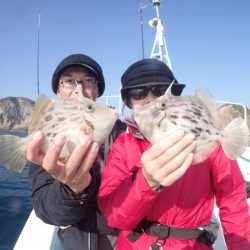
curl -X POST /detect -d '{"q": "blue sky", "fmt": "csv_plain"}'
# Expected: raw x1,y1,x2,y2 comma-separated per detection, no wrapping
1,0,250,109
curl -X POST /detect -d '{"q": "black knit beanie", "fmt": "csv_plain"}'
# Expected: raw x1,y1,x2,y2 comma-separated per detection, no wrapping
120,58,185,101
52,53,105,97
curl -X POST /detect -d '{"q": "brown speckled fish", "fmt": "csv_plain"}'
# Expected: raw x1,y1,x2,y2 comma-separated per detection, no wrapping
0,88,119,172
133,82,249,163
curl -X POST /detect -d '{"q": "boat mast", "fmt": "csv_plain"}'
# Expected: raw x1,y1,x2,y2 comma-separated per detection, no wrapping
139,2,152,59
36,13,41,95
148,0,172,70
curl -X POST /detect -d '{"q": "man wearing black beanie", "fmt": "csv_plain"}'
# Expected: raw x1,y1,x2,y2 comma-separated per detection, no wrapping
27,53,126,250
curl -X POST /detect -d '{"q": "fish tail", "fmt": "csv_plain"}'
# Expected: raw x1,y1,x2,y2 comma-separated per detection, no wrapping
0,135,28,173
221,117,249,159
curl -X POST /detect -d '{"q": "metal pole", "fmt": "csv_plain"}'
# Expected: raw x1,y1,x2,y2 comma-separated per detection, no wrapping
138,2,152,59
139,5,145,59
37,13,41,95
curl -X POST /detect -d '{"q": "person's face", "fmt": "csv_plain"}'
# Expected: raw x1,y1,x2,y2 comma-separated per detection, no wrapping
57,66,99,100
127,85,168,112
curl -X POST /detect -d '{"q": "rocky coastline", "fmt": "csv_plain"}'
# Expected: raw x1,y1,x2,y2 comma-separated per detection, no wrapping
0,97,34,131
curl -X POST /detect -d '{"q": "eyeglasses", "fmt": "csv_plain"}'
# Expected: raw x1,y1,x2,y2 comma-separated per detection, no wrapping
59,77,97,89
127,85,168,100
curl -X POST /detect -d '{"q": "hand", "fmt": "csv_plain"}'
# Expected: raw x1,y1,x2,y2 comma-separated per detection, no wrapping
27,131,100,194
27,131,46,165
141,130,196,190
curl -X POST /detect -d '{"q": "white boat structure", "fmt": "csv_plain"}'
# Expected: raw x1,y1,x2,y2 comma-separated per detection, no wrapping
14,1,250,249
14,210,61,250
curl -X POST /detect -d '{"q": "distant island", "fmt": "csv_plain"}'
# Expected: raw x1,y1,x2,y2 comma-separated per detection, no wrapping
0,97,34,131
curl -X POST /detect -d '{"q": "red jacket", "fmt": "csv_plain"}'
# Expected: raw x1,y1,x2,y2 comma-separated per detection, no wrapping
98,128,250,249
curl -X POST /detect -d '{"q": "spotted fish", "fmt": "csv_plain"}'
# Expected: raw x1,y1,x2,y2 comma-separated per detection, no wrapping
0,88,119,172
133,82,249,163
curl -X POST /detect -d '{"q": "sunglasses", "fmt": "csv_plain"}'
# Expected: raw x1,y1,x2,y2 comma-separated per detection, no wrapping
127,85,168,100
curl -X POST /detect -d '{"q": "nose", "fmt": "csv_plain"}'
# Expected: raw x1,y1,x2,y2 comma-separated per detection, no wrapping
73,83,84,96
145,90,156,104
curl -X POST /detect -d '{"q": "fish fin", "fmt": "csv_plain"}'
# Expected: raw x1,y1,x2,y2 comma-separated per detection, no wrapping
0,135,28,172
164,80,175,97
29,94,52,133
221,117,249,159
195,87,220,128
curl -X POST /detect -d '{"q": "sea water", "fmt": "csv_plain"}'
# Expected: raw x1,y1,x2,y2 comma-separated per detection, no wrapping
0,131,32,250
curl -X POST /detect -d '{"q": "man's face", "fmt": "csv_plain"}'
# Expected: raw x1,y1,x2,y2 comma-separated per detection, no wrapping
57,66,99,100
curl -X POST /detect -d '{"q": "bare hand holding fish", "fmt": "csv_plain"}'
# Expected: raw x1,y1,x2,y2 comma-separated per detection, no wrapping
141,130,196,190
28,132,100,194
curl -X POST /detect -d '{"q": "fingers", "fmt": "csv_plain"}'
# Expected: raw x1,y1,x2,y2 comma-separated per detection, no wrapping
157,134,195,172
63,136,92,176
27,131,45,164
142,131,196,189
60,138,100,194
162,152,193,187
42,134,67,175
42,134,100,194
76,142,100,176
65,137,99,178
70,142,100,194
159,141,195,187
143,130,185,162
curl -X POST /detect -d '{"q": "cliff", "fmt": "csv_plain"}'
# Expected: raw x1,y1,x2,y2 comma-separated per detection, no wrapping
0,97,34,131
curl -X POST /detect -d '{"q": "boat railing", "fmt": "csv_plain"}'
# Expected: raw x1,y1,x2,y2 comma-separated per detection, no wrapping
216,100,248,122
98,95,123,115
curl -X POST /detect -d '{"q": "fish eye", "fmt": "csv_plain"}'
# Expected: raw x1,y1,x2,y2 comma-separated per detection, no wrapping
156,102,166,110
86,104,95,113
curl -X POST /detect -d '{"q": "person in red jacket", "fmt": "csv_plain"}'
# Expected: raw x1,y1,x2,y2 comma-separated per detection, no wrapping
98,58,250,250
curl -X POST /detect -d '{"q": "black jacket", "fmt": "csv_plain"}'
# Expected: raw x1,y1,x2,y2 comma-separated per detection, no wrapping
29,119,127,250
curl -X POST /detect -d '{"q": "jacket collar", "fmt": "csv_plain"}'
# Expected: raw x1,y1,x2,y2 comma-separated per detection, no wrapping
125,118,145,140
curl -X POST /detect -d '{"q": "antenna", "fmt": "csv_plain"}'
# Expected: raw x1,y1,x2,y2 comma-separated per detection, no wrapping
149,0,172,70
36,13,41,95
139,4,145,59
138,2,152,59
